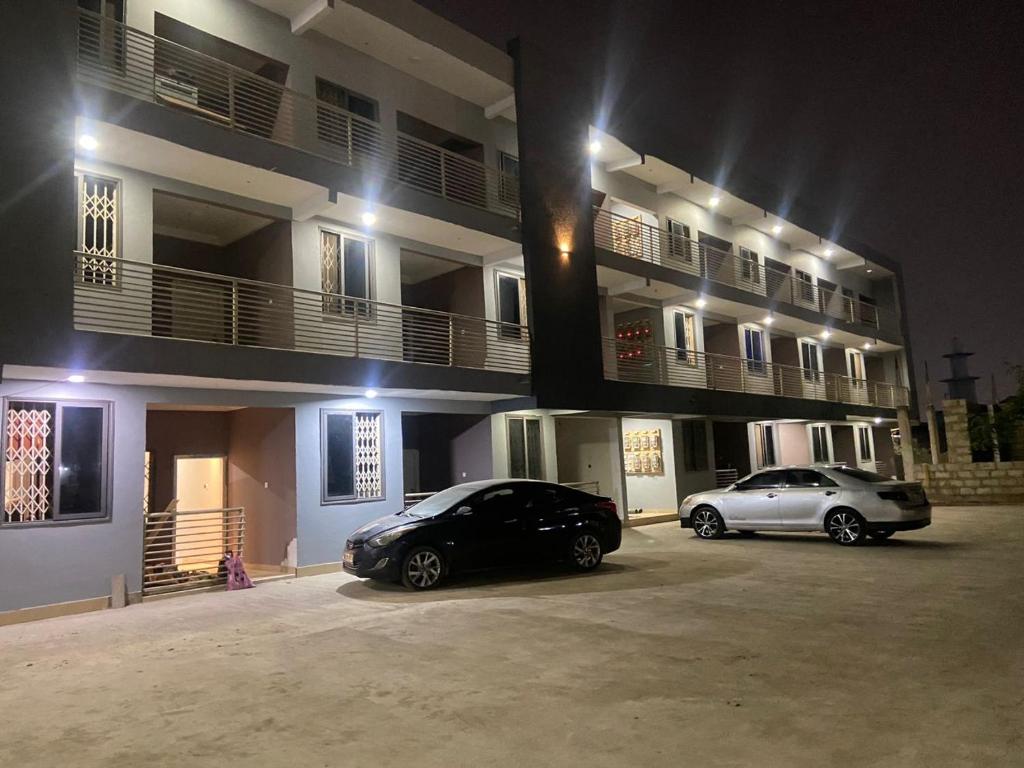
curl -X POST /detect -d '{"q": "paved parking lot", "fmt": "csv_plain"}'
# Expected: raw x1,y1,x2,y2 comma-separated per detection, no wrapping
1,506,1021,768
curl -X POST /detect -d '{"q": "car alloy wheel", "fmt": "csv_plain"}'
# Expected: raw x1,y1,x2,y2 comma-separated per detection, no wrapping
402,547,443,589
826,510,866,546
570,532,603,571
692,507,724,539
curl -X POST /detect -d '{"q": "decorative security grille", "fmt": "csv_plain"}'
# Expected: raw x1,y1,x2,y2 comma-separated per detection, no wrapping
353,412,383,499
80,175,118,286
3,406,54,522
320,229,341,313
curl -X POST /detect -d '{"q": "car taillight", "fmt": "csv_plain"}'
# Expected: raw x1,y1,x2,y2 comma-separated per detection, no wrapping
877,491,909,501
597,500,617,516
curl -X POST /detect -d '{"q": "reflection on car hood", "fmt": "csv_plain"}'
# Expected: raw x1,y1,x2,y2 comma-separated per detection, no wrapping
350,513,411,544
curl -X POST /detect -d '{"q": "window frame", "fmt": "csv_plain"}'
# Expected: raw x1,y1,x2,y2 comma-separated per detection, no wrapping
744,326,767,375
735,470,785,491
497,151,519,208
319,225,375,318
795,269,815,303
809,424,832,464
319,408,385,505
800,340,823,382
784,469,838,489
673,310,697,364
857,425,874,462
76,171,122,288
666,218,693,263
495,269,527,340
1,398,114,527
506,415,544,480
738,246,761,284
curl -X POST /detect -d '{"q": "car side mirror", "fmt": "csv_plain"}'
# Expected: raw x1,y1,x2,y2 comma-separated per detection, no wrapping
453,505,473,516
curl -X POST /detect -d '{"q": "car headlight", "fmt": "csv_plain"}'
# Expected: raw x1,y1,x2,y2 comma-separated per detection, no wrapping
368,526,414,548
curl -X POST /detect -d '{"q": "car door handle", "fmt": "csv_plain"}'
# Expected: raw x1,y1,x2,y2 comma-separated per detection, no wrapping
825,491,837,496
505,518,519,524
766,493,778,498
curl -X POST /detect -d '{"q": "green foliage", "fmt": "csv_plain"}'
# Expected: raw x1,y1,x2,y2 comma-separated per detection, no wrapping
969,364,1024,451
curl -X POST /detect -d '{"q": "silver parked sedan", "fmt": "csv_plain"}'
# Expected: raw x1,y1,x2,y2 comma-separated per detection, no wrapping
679,465,931,545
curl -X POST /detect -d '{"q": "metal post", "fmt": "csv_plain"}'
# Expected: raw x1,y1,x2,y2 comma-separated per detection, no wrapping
897,405,916,481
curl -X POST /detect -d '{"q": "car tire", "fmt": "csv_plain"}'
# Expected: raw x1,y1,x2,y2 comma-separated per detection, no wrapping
569,531,603,571
401,546,445,590
825,509,867,546
868,530,895,541
692,506,725,540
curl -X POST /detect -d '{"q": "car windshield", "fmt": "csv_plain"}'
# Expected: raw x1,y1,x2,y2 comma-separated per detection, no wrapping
831,466,892,484
403,485,477,518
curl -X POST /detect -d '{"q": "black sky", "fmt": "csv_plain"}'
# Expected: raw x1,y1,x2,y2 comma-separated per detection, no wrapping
417,0,1024,411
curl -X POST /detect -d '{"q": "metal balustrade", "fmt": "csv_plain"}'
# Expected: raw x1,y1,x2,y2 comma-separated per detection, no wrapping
75,9,520,218
73,254,531,376
602,337,909,408
593,207,893,333
143,506,245,594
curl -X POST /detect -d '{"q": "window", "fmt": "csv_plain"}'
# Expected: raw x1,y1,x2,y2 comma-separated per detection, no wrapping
496,272,527,339
2,399,112,524
739,247,760,284
832,466,890,483
681,421,708,472
674,311,697,364
735,470,786,490
78,0,126,71
667,218,692,263
858,426,873,462
796,270,815,303
315,77,379,153
320,410,383,503
784,469,838,488
78,174,119,286
801,341,822,382
507,416,543,480
810,425,831,463
744,327,766,375
847,350,866,385
320,229,372,316
841,287,856,321
756,423,776,467
498,151,519,208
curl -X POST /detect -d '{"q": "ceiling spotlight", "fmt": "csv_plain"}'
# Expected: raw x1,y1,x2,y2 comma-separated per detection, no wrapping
360,211,377,227
588,140,602,155
67,374,86,383
866,268,873,273
78,134,99,151
695,297,707,309
823,248,834,257
820,329,831,339
862,341,872,350
763,315,774,325
874,416,883,425
364,388,378,399
771,224,783,236
708,195,721,209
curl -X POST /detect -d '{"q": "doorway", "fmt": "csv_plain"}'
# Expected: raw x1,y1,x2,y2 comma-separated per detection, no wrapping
172,456,230,574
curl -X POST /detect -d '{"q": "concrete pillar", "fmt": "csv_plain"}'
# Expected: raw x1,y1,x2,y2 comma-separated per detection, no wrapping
896,405,916,481
926,404,941,464
942,399,973,464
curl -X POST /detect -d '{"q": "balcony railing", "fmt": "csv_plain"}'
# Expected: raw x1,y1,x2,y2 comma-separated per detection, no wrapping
593,207,895,333
73,254,531,376
601,337,909,408
75,9,520,218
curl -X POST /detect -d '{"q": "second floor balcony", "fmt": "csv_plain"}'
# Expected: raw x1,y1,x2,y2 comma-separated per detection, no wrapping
72,253,531,377
75,9,520,220
601,337,909,409
593,207,898,336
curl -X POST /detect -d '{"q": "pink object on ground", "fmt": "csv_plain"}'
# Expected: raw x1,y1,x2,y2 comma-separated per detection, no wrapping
225,553,254,590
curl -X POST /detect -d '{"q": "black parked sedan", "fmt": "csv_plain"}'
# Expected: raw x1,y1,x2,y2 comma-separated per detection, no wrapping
342,480,622,590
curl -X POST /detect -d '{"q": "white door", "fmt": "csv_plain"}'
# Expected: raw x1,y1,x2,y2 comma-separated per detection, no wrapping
174,456,227,572
854,425,875,471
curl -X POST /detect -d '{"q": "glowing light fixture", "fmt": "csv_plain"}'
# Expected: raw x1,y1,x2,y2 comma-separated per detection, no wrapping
78,134,99,151
823,247,834,257
364,388,378,399
866,268,873,273
360,211,377,227
708,195,721,209
588,140,602,155
863,341,872,350
820,329,831,339
771,224,783,236
694,297,707,309
874,416,883,425
763,315,774,325
67,374,86,383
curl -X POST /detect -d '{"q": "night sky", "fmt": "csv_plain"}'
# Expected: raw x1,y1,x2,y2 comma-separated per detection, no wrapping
418,0,1024,412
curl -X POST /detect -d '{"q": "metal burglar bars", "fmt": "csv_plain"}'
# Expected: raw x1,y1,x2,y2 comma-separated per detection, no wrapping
602,337,910,408
73,254,532,376
593,208,893,333
75,10,520,218
143,506,245,594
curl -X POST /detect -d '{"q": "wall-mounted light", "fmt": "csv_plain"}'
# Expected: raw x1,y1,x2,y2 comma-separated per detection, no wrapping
587,140,602,156
364,388,378,399
67,374,86,384
708,195,721,209
558,244,571,264
771,224,783,236
360,211,377,227
695,297,707,309
78,134,99,151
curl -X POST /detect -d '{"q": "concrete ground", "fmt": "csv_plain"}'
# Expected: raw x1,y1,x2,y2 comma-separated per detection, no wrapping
1,507,1021,768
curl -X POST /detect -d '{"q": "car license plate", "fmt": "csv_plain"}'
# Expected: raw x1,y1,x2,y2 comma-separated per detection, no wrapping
343,550,355,566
